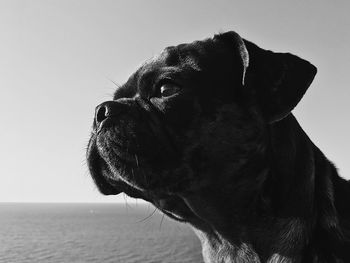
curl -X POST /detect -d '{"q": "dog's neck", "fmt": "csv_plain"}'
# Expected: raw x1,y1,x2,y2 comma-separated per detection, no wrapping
183,114,340,262
193,225,305,263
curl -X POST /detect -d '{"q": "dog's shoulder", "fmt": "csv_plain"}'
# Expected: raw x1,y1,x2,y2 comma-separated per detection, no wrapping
307,146,350,261
267,115,350,260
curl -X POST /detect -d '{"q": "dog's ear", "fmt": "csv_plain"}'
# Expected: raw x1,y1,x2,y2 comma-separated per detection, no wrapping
243,39,317,122
215,31,317,123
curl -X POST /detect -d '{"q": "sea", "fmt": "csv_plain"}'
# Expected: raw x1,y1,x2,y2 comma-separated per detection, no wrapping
0,203,203,263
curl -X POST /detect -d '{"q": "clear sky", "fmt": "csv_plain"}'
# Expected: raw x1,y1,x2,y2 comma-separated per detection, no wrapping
1,0,349,202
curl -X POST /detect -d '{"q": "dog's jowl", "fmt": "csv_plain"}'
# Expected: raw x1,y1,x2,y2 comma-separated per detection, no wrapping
87,31,350,262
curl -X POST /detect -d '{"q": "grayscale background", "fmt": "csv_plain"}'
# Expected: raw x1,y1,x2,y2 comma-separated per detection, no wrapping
1,0,349,203
1,1,349,263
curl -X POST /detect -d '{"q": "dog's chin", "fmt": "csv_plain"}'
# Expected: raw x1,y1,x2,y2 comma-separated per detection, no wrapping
90,128,190,192
87,118,205,223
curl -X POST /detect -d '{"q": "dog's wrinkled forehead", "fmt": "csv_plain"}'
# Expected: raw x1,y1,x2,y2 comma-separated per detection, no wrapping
114,39,229,99
151,41,209,69
114,38,245,102
161,42,210,70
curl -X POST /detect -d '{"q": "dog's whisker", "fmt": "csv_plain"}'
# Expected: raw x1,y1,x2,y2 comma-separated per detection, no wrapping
123,193,131,212
131,168,135,183
134,154,139,168
106,77,122,89
136,206,157,223
159,213,165,230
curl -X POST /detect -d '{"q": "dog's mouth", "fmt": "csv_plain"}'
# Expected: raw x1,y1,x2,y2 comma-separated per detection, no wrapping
87,129,199,222
91,117,185,187
86,99,201,222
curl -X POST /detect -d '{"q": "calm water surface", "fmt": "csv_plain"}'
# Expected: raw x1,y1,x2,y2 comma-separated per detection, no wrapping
0,203,203,263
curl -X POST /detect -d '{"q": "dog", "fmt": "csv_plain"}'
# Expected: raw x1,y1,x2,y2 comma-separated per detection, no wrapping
86,31,350,262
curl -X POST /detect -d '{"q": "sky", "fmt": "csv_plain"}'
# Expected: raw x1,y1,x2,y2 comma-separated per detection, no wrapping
1,0,349,203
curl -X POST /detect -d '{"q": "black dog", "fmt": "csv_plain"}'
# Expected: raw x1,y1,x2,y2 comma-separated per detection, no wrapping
87,31,350,262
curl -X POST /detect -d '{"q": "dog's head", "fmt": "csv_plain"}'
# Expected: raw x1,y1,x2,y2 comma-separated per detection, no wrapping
87,31,316,223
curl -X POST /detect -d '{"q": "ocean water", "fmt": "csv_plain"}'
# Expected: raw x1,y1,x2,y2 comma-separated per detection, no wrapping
0,203,203,263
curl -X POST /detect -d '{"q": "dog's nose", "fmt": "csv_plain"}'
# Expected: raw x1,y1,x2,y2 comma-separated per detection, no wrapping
94,100,127,127
95,102,110,125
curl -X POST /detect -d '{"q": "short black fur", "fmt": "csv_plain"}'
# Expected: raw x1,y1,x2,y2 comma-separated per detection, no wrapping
87,31,350,262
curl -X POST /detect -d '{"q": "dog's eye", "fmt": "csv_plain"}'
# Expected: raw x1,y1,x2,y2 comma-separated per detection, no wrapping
159,83,181,97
